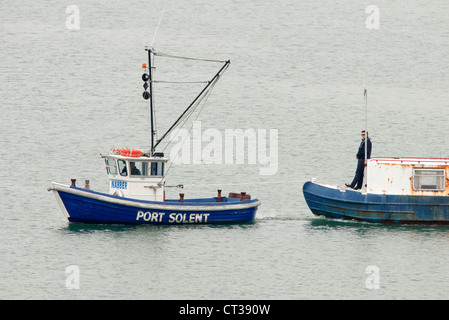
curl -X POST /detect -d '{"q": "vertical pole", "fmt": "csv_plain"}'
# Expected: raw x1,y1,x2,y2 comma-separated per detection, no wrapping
365,87,368,162
364,75,368,191
148,48,155,155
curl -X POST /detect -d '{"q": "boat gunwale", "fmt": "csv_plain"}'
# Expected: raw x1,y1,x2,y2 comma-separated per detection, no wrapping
48,182,261,211
303,181,449,224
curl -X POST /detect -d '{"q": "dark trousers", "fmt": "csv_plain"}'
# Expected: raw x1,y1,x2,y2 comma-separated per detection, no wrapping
350,159,365,189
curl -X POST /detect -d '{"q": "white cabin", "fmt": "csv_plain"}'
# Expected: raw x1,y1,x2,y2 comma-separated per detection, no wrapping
367,157,449,196
101,150,168,201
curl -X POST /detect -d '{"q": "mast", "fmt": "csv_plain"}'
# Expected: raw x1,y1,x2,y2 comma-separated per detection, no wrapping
148,47,155,154
143,47,156,155
364,71,369,163
364,87,368,163
364,80,369,191
142,47,230,154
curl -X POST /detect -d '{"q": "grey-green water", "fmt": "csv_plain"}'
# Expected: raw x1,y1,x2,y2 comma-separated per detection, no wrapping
1,0,449,299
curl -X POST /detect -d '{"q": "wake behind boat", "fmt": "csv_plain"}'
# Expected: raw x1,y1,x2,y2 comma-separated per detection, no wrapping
48,47,260,225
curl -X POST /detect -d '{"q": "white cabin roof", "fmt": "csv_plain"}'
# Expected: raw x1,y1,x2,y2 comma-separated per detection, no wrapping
369,157,449,165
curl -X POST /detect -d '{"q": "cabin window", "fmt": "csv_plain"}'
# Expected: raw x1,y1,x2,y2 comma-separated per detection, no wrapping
105,158,118,175
413,169,446,191
130,161,144,176
150,161,164,176
118,160,127,176
127,161,165,177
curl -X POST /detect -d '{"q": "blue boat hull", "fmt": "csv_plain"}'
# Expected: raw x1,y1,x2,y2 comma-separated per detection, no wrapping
49,183,260,225
303,181,449,224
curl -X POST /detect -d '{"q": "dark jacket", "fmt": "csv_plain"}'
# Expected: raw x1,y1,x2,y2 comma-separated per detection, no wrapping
356,138,372,160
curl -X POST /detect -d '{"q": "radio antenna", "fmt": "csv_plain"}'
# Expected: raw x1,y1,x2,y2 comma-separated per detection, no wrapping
151,5,166,47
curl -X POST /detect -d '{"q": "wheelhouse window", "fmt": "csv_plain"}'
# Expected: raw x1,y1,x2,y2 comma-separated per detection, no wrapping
150,161,164,176
129,161,165,177
118,160,127,176
413,169,446,191
105,158,118,175
107,159,166,178
130,161,144,176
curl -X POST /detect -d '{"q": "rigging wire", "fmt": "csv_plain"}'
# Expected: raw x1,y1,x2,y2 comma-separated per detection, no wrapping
144,45,229,161
159,72,223,154
160,81,216,155
151,49,227,63
152,60,230,151
152,80,210,84
150,5,166,47
161,75,222,177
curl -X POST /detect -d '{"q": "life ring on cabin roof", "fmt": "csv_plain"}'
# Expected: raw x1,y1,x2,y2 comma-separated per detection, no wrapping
112,148,143,157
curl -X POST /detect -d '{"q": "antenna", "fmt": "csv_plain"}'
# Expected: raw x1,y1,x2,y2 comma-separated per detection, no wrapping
363,72,369,190
151,5,166,47
364,71,368,162
139,6,166,155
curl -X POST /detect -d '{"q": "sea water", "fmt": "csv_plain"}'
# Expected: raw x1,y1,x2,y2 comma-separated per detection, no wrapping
1,0,449,299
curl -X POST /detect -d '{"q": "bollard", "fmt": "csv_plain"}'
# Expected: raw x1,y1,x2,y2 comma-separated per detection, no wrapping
71,179,76,187
179,193,184,203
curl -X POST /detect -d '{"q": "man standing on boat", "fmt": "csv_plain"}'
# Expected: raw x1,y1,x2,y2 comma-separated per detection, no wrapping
346,130,372,190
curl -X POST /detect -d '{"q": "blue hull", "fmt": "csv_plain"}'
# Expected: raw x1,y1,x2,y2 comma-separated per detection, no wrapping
303,181,449,225
49,183,260,225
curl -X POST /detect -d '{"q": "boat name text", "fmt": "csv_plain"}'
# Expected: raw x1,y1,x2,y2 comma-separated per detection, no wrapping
136,210,210,223
111,181,127,189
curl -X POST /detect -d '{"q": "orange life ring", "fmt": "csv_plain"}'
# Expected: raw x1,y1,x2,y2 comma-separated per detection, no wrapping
112,148,142,157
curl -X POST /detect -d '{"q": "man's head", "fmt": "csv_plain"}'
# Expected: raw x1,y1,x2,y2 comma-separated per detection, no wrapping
361,130,368,139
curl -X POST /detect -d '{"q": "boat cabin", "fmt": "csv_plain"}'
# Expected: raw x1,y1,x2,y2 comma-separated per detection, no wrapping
367,157,449,196
101,150,168,201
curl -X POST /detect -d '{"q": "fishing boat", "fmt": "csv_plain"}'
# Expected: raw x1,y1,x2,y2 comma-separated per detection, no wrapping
48,47,260,225
303,157,449,224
